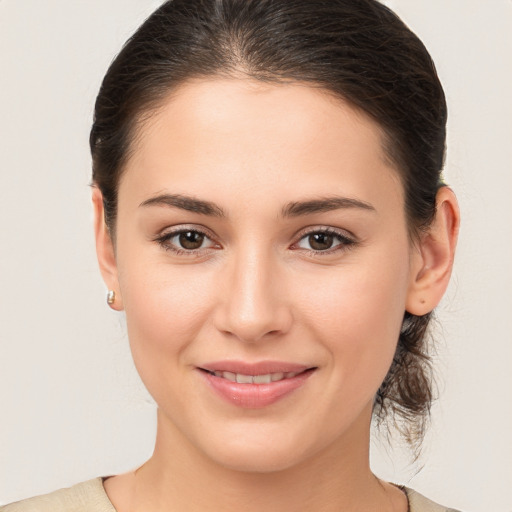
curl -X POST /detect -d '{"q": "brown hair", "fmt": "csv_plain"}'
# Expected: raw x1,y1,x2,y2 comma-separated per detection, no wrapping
90,0,447,453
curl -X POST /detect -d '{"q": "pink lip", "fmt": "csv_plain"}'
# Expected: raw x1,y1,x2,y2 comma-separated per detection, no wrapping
197,360,316,409
200,360,310,375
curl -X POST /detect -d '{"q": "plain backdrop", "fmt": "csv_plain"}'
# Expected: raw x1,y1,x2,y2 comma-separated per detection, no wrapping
1,1,511,510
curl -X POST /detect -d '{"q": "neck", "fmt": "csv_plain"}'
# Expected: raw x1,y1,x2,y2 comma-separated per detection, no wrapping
114,405,403,512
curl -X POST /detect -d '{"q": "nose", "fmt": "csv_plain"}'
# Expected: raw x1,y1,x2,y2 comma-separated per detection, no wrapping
213,246,293,344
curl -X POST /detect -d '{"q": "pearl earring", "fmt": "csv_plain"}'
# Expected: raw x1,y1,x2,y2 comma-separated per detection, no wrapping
106,290,116,306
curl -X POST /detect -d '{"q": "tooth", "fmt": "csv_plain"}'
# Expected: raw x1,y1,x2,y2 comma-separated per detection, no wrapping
236,373,253,384
253,374,272,384
216,371,301,383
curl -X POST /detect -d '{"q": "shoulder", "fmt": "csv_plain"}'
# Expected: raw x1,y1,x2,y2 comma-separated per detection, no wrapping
405,487,463,512
0,478,116,512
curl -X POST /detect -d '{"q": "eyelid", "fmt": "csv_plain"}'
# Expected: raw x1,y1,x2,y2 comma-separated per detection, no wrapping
291,225,358,254
293,225,356,243
152,224,357,256
153,224,221,254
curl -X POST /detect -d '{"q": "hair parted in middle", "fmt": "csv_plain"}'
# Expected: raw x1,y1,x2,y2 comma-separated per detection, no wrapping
91,0,447,455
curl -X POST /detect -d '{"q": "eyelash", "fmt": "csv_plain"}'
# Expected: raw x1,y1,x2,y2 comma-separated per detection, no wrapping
292,227,357,256
154,226,357,257
154,227,218,257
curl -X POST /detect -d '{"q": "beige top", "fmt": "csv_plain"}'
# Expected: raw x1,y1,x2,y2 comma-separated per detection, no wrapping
0,478,461,512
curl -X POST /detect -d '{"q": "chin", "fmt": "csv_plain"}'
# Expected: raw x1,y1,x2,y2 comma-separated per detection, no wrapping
209,446,305,474
192,425,320,474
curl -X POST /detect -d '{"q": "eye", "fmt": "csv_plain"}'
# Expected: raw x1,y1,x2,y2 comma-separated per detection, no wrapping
299,232,338,251
174,230,208,250
156,228,218,254
294,228,356,253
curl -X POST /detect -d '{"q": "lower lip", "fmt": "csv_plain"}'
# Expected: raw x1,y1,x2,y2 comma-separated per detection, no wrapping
199,369,315,408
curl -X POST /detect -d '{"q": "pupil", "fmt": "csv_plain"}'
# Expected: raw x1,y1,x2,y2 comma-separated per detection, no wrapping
309,233,333,250
179,231,204,250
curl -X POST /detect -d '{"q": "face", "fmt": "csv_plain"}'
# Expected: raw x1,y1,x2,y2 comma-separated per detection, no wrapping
105,79,421,472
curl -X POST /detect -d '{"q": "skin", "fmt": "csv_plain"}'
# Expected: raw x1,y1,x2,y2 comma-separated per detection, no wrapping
93,79,459,512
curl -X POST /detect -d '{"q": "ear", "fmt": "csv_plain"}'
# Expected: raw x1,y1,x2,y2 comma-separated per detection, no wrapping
92,186,124,311
406,186,460,316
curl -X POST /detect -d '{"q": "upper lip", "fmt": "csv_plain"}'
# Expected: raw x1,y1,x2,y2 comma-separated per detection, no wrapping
198,360,314,376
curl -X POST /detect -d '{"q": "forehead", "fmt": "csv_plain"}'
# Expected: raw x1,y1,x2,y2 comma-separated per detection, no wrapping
121,78,403,212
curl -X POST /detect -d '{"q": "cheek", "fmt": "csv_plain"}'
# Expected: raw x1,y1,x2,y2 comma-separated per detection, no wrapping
299,252,409,334
116,247,216,392
295,246,410,398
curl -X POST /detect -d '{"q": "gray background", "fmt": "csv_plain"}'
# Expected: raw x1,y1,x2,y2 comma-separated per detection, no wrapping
1,1,511,510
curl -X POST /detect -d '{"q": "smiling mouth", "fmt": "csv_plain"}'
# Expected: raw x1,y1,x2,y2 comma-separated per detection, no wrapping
200,369,313,384
198,365,317,407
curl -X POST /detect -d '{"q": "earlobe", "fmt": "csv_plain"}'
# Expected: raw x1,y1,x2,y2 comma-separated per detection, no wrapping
92,187,124,311
406,186,460,316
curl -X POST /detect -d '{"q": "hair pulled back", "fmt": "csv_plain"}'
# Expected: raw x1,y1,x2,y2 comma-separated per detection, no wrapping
90,0,447,453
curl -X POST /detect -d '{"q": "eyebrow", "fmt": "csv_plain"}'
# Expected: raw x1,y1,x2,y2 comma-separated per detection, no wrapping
139,194,226,217
139,193,375,218
281,196,376,217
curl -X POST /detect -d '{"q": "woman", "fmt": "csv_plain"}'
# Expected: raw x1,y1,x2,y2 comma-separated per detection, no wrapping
1,0,461,510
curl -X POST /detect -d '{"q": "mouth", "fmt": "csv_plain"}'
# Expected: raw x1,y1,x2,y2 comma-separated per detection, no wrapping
197,362,317,408
199,368,313,384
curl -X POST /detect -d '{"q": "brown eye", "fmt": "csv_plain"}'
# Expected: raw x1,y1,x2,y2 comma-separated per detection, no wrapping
157,227,217,255
308,233,334,251
178,231,205,250
295,229,355,254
